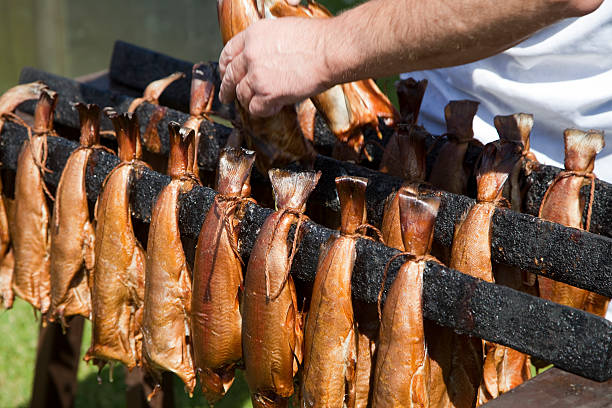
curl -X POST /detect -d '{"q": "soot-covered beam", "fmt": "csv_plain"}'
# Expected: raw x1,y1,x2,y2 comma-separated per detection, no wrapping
18,68,231,173
108,41,612,239
15,68,612,299
1,123,610,382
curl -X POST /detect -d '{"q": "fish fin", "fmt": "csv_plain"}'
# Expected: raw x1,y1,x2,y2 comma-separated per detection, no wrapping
494,113,534,151
216,147,256,196
398,189,440,256
444,100,479,143
563,128,605,172
336,176,368,235
268,169,321,212
396,77,428,124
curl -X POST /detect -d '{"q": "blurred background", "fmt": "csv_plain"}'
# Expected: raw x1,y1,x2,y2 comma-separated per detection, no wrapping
0,1,384,408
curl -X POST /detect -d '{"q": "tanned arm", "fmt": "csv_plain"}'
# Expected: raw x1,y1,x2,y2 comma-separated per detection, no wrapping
218,0,603,117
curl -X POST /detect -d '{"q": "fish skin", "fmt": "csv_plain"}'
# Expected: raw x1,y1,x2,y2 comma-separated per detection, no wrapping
142,124,200,392
191,148,255,404
86,110,148,370
12,90,58,315
300,176,367,408
538,129,609,316
242,169,320,408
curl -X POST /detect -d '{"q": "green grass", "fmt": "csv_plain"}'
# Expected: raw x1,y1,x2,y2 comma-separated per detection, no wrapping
0,299,252,408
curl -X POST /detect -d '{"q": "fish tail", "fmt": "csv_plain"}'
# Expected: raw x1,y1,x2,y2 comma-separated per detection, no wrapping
563,128,605,172
167,122,195,178
335,175,368,235
105,108,142,162
396,77,428,124
397,188,440,256
190,63,216,117
73,103,101,147
444,100,479,143
494,113,534,151
268,169,321,212
216,147,256,196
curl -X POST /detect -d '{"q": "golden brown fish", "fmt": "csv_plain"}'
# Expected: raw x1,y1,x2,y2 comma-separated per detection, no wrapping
142,123,201,394
191,147,255,404
128,72,185,154
0,81,47,309
372,190,440,408
85,110,148,371
301,176,369,407
428,100,482,196
538,129,609,316
450,142,530,406
12,89,58,316
217,0,315,172
242,169,320,408
49,103,104,323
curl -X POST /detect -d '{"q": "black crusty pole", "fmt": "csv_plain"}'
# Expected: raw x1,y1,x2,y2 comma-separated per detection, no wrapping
18,67,231,173
14,68,612,299
0,122,610,382
107,41,612,238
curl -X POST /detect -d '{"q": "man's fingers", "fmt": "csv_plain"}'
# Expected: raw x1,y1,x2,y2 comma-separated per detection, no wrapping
219,33,245,78
287,0,301,5
249,95,282,118
236,77,255,110
219,52,248,104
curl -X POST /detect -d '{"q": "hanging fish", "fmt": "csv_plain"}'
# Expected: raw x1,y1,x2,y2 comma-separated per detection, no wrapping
242,169,320,408
85,110,148,371
217,0,316,172
372,190,440,408
538,129,608,317
12,89,58,316
191,147,255,404
301,176,371,407
142,123,201,395
450,142,530,406
0,81,47,310
128,71,185,153
49,103,105,323
428,100,482,196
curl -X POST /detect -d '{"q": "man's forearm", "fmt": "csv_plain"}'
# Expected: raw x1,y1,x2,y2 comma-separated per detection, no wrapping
322,0,602,84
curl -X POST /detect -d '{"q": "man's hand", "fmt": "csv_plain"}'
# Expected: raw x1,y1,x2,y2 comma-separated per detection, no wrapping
219,17,332,118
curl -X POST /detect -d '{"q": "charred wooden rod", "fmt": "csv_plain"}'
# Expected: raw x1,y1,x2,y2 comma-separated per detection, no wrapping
108,41,612,238
18,68,231,173
0,123,611,382
15,68,612,300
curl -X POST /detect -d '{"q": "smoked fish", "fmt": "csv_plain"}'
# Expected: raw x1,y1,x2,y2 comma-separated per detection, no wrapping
192,147,255,403
451,142,530,406
142,123,201,393
49,103,103,323
242,169,320,408
301,176,369,407
372,190,440,408
428,101,482,196
538,129,608,316
0,81,47,309
12,89,58,315
86,110,148,371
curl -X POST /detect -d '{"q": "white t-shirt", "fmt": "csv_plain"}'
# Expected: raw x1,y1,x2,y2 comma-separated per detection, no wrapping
401,1,612,320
